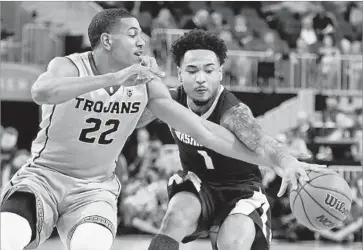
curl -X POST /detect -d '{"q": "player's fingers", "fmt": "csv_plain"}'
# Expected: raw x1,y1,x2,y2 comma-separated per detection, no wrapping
277,178,288,197
298,168,309,182
290,175,298,191
140,56,150,67
137,66,157,79
303,163,327,169
149,67,166,78
305,165,333,174
149,57,159,69
297,152,312,159
290,151,311,159
298,175,307,186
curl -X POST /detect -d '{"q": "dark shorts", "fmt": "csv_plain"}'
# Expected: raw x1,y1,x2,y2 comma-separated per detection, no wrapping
167,171,271,250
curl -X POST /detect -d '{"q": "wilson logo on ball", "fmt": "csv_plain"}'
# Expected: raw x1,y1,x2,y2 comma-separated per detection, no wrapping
324,194,349,215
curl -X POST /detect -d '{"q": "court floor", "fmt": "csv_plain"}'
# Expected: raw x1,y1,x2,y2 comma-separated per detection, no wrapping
37,235,362,250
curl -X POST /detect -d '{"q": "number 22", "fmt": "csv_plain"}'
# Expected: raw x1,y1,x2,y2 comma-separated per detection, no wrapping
197,150,214,169
79,118,120,145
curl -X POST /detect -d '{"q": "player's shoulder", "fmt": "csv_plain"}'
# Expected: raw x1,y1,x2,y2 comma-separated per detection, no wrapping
47,56,79,76
216,88,242,113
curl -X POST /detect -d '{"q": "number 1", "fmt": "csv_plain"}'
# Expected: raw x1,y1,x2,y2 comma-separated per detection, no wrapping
198,150,214,169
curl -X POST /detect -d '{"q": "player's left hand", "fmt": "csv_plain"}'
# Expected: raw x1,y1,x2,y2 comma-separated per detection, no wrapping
136,55,165,84
140,56,161,74
277,161,331,197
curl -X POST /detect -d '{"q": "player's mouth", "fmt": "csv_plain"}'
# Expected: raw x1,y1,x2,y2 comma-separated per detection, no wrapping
195,87,208,94
134,50,144,56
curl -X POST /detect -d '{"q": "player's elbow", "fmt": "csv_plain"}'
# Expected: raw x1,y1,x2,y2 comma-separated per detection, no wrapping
31,82,50,105
31,81,61,105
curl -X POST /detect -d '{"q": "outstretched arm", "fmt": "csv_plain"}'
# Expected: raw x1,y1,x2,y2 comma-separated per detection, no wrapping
146,78,274,167
220,103,329,196
220,103,299,169
31,57,164,105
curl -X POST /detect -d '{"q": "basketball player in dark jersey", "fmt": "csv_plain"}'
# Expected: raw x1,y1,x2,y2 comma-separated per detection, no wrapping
138,30,329,250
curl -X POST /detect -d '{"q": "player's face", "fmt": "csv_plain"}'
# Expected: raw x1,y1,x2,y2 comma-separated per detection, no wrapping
108,17,145,66
178,50,222,105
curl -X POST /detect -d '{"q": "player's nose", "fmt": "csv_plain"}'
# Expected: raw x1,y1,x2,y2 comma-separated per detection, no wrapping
195,72,206,84
136,35,145,47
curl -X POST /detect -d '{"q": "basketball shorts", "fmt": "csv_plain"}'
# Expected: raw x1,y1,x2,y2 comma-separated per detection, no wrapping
1,164,121,249
167,171,272,250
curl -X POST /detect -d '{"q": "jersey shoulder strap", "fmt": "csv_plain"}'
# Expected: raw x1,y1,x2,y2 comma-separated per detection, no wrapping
170,86,187,106
215,89,241,123
65,52,93,77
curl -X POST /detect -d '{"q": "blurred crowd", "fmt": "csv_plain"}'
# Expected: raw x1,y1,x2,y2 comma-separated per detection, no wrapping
95,1,363,90
276,96,362,165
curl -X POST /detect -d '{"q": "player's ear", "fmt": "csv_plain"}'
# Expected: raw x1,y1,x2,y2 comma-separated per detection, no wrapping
219,65,223,81
100,33,112,51
177,67,183,82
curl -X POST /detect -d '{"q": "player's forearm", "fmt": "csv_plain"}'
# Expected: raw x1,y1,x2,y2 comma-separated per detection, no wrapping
201,120,275,167
255,135,299,168
32,71,130,105
148,98,272,166
220,103,299,169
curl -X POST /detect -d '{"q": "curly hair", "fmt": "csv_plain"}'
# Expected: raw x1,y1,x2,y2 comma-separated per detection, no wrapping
171,29,228,67
88,8,134,49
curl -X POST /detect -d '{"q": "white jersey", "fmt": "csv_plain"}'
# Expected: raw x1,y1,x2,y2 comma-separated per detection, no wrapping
29,52,148,180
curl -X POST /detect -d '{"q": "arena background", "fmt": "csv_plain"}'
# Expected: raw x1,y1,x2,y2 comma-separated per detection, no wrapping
0,1,362,249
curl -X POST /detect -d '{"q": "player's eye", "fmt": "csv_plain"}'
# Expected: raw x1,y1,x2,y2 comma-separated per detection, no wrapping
187,70,197,74
205,70,213,74
128,31,137,37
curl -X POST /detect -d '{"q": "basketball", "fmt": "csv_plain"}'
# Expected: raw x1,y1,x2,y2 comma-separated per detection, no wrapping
289,170,353,231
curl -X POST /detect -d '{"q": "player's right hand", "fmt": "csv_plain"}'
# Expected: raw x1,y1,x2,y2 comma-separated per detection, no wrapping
125,63,166,80
277,161,331,198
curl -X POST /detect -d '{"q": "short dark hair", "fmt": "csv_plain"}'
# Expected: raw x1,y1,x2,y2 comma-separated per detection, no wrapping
171,29,228,67
88,8,134,49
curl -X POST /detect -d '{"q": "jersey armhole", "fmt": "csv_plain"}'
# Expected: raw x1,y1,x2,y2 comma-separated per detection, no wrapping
218,99,241,125
64,56,80,77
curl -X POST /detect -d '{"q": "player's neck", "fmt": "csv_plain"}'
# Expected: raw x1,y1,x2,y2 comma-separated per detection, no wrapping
92,50,128,75
187,86,221,116
188,99,213,116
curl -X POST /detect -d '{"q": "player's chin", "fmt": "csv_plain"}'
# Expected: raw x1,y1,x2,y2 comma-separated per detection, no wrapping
192,96,211,105
130,55,142,64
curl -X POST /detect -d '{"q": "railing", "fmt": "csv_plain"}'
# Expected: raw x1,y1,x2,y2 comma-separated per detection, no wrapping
20,23,63,65
151,29,363,93
65,1,102,46
330,165,363,184
0,40,22,62
290,53,363,92
66,1,102,20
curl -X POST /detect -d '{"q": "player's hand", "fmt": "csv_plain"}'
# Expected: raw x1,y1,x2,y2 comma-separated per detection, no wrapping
136,55,166,85
140,55,159,70
277,161,330,197
121,62,165,86
139,55,165,78
131,63,165,78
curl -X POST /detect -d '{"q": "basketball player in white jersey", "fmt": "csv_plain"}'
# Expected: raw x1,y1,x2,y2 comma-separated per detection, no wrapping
0,9,279,250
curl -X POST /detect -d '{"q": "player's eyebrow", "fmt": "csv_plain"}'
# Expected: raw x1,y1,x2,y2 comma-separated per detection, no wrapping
185,65,198,69
127,27,142,32
204,63,216,67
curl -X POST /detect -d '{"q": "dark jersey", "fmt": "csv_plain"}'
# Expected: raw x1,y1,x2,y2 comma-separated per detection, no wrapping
169,86,262,186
